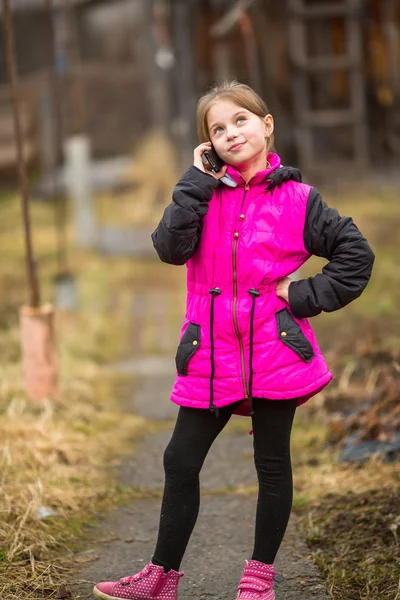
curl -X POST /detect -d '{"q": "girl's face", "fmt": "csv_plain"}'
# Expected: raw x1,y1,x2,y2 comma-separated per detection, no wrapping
207,98,274,168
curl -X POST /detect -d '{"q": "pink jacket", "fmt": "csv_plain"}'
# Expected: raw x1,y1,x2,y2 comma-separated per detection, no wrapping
152,153,374,417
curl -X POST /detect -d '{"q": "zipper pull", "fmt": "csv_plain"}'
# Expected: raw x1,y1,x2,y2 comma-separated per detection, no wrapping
245,183,250,191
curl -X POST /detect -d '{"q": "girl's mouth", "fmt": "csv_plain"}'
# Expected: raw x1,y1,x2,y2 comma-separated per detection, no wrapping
229,142,245,152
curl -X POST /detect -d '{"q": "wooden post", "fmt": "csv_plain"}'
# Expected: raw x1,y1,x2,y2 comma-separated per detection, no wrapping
64,134,97,247
20,304,59,400
2,0,59,400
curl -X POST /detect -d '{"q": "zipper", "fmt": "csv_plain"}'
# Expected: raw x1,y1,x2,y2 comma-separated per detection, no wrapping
152,573,167,596
232,183,250,399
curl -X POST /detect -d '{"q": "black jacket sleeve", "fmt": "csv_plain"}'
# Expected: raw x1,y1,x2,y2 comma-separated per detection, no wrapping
289,188,375,318
151,166,219,265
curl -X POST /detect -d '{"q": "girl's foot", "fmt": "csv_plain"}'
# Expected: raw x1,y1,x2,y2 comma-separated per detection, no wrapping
93,561,184,600
236,559,284,599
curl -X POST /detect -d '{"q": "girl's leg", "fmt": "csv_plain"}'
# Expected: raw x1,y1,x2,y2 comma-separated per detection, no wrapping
251,397,298,564
152,401,242,572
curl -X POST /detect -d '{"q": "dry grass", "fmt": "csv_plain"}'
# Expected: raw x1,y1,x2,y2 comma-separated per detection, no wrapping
0,372,144,600
224,416,399,508
291,420,400,509
0,191,147,599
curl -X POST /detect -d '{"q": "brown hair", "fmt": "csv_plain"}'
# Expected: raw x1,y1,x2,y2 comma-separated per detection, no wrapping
197,80,275,152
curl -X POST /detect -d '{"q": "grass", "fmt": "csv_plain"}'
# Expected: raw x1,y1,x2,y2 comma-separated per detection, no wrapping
305,488,400,600
0,190,149,599
292,421,400,600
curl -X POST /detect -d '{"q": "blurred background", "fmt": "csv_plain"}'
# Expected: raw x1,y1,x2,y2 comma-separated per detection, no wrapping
0,0,399,179
0,0,399,511
0,0,399,497
0,3,399,599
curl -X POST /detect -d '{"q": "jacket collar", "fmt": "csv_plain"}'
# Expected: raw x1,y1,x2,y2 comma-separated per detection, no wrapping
224,152,281,186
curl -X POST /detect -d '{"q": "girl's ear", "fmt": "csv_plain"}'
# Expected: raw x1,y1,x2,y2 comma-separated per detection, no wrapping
264,114,274,138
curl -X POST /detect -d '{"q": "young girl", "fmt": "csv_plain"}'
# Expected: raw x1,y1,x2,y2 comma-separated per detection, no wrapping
93,81,374,600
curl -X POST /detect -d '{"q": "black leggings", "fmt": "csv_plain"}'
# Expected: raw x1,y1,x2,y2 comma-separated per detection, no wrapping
152,397,297,572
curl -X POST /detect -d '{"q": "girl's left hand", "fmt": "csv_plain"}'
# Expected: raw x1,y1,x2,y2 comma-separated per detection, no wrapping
276,277,291,303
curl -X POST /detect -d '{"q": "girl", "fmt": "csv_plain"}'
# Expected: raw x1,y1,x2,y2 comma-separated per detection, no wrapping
93,81,374,600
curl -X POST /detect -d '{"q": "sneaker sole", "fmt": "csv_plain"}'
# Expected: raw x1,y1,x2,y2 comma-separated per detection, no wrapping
92,585,177,600
93,586,122,600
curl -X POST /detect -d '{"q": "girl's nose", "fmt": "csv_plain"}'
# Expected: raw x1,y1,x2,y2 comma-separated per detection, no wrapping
226,127,238,140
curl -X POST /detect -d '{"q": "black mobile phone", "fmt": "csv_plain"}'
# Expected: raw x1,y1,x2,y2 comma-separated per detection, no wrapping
201,146,237,188
202,147,224,173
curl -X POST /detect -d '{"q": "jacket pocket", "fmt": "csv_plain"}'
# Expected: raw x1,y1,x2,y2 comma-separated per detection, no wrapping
175,322,201,376
276,308,315,363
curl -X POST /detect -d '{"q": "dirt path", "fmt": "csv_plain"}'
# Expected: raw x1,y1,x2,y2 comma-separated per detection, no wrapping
71,359,331,600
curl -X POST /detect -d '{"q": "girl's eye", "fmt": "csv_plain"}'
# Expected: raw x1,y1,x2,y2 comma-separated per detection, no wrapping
213,117,245,134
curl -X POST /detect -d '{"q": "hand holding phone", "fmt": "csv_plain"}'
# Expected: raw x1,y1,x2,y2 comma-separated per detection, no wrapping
202,147,225,174
193,143,237,188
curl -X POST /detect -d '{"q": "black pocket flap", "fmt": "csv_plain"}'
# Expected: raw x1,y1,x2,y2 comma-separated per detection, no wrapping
175,322,201,376
276,309,315,363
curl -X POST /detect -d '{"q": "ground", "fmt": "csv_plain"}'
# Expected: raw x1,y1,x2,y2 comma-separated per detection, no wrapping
69,366,331,600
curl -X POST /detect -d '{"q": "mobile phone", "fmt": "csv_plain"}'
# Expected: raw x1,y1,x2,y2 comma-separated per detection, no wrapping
202,146,237,188
202,147,224,173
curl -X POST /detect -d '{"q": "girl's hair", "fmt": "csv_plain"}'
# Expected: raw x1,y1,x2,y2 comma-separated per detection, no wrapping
197,81,275,152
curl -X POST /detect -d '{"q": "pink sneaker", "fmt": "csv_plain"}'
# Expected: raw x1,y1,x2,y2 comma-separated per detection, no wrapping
236,559,284,600
93,561,184,600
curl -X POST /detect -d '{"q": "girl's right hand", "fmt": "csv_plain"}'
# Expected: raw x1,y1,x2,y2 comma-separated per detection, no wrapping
193,142,228,180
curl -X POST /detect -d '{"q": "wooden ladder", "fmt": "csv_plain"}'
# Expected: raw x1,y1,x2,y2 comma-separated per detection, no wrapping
288,0,368,174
